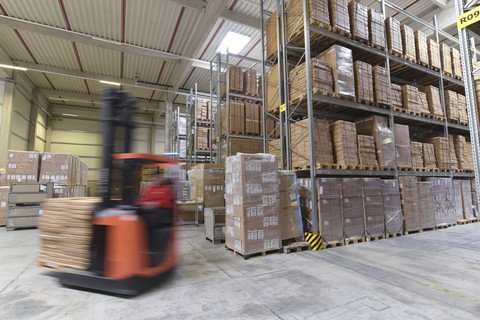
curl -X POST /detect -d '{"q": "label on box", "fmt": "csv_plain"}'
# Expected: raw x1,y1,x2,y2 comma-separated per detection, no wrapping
323,200,328,204
263,216,278,227
262,195,277,205
368,216,372,221
345,219,351,223
264,239,279,250
319,186,323,195
324,220,329,226
386,196,390,201
322,178,326,183
1,201,6,207
234,239,243,252
233,216,242,228
366,197,371,201
345,198,349,203
39,209,44,215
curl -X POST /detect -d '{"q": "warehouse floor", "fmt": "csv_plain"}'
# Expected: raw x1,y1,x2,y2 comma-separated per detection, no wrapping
1,224,480,320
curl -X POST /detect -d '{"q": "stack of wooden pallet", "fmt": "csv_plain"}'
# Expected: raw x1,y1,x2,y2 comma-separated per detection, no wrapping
38,197,101,270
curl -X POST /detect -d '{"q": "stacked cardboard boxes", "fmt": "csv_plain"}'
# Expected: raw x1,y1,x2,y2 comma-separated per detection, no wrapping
401,85,422,113
6,151,40,183
265,11,279,61
356,115,396,169
357,135,378,167
266,64,280,113
422,143,437,169
421,86,443,117
289,58,333,103
285,0,330,47
279,171,302,240
382,179,403,235
461,180,475,221
291,118,334,169
418,181,436,229
222,137,264,163
368,8,385,49
342,178,364,241
316,45,355,99
427,137,450,170
196,99,209,121
394,124,412,168
410,141,423,168
386,17,402,56
427,178,456,227
196,127,209,150
373,66,391,106
329,0,350,34
451,47,462,79
317,178,343,245
0,186,8,226
445,91,460,122
266,119,281,139
448,136,459,169
225,154,281,255
221,100,245,135
362,178,384,239
331,120,358,166
441,43,453,76
391,84,403,109
222,66,243,96
401,24,416,62
354,61,374,104
453,180,464,222
457,94,468,124
399,176,421,233
464,142,474,171
348,0,368,42
244,69,258,97
245,103,260,136
428,39,441,70
415,30,429,66
188,164,225,209
453,135,469,170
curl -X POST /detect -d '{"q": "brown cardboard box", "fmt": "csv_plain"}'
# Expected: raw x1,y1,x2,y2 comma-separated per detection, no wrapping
196,98,209,121
391,84,403,108
428,39,441,70
221,100,245,135
381,179,400,195
410,141,423,168
399,176,421,232
279,171,302,240
418,181,436,229
289,58,334,103
422,142,437,169
6,150,40,183
441,43,453,75
420,86,443,117
245,103,260,136
343,197,364,241
342,178,362,198
266,64,280,113
354,61,374,104
394,123,412,168
205,207,225,243
382,179,403,235
222,66,243,96
373,66,391,106
461,180,474,220
464,142,474,171
445,90,459,122
427,178,456,226
418,91,430,114
355,116,395,168
188,164,225,208
415,30,429,66
244,69,258,97
329,0,350,34
357,135,378,167
318,198,343,244
318,178,342,199
401,85,422,113
0,186,8,226
449,136,459,170
453,180,464,222
368,8,385,49
364,195,384,238
266,11,280,61
331,120,358,166
362,178,382,197
316,45,355,98
39,153,87,186
401,24,416,62
348,0,368,42
451,47,463,79
386,16,402,56
457,94,468,124
426,137,449,170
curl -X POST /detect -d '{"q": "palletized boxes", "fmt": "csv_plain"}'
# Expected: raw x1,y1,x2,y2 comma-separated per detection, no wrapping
420,86,443,117
415,30,429,66
221,137,264,163
373,66,390,106
394,124,411,168
427,178,456,226
368,8,385,49
291,118,334,168
457,93,468,124
245,102,260,136
362,178,384,239
289,58,333,103
348,0,368,42
464,142,474,171
444,90,459,122
386,16,402,56
221,100,245,135
266,64,280,113
317,178,343,245
357,135,378,167
356,115,396,169
329,0,350,34
422,143,437,169
399,176,421,233
6,151,40,183
225,154,281,255
428,39,441,70
354,61,374,104
401,85,422,114
427,137,450,170
382,179,403,235
222,66,243,96
453,135,469,170
401,24,416,62
453,180,464,222
196,98,209,121
451,47,463,79
391,84,403,109
266,11,280,62
441,43,453,76
279,171,302,240
410,141,423,168
188,164,225,208
243,69,258,97
0,186,8,226
448,136,459,169
461,180,475,220
266,119,280,139
342,178,364,241
331,120,358,166
316,45,355,99
195,127,209,150
418,181,436,229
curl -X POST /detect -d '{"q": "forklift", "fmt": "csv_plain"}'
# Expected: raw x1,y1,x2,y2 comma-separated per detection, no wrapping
58,88,180,296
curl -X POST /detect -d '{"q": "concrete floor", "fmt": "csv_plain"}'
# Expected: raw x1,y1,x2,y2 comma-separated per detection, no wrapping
1,224,480,320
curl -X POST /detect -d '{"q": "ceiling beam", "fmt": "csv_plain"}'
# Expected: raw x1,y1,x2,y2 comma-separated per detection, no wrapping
221,8,260,30
169,0,206,11
431,0,447,8
170,0,230,91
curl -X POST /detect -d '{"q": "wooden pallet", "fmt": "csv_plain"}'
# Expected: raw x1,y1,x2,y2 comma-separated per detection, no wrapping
357,98,375,106
315,163,338,169
380,167,396,171
403,229,423,235
372,44,386,51
388,50,402,58
283,241,311,254
206,236,224,245
443,71,453,77
420,112,434,119
338,94,356,102
393,106,406,113
365,235,385,242
343,237,366,245
225,246,282,260
429,65,441,72
385,232,403,238
398,167,415,172
403,55,416,63
435,223,456,230
321,241,344,249
332,27,351,38
433,114,446,121
377,103,391,109
426,168,440,172
418,61,429,68
352,36,369,45
244,91,261,98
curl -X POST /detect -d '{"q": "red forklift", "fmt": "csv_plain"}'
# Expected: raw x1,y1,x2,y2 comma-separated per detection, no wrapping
58,88,180,296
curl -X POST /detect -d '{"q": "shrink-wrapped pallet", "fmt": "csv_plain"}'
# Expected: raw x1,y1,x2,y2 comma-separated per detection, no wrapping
382,179,403,235
391,84,403,108
427,137,450,170
368,8,385,49
399,176,421,233
428,39,441,70
329,0,350,34
451,47,463,79
441,43,453,76
356,115,395,169
373,66,390,106
316,45,355,99
422,143,437,169
410,141,423,168
357,135,378,167
445,90,460,122
348,0,368,42
354,61,374,104
394,124,411,168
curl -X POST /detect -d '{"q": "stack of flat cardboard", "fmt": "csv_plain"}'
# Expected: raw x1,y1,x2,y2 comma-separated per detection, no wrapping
457,93,468,124
196,127,209,150
289,58,333,102
422,143,437,169
357,135,378,167
244,103,260,136
331,120,358,166
399,176,421,233
348,0,369,42
421,86,443,117
362,178,384,239
427,137,450,170
243,69,258,97
451,47,463,79
415,30,429,66
418,181,436,229
386,16,402,56
354,61,374,104
441,43,452,76
285,0,330,47
329,0,350,34
342,178,365,241
394,124,412,168
373,66,391,106
196,98,209,121
401,85,422,113
448,136,459,169
428,39,441,70
222,66,243,96
221,100,245,135
368,8,385,49
401,24,416,62
410,141,423,168
317,178,343,245
391,84,403,108
444,90,460,122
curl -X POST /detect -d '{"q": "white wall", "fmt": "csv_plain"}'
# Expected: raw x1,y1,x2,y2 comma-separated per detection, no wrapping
9,73,34,151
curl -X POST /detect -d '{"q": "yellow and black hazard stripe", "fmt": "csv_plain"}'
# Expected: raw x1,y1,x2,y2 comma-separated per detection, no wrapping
304,232,322,251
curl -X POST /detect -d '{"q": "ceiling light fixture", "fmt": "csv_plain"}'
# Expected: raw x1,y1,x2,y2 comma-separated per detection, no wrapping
62,113,78,117
217,31,251,54
0,64,28,71
99,80,121,86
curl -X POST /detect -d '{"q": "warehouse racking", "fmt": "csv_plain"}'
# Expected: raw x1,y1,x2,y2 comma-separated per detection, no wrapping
261,0,479,233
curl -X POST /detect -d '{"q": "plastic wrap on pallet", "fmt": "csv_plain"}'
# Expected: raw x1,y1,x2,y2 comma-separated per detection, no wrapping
418,181,436,229
381,179,403,235
427,178,457,226
348,0,368,42
373,65,390,106
297,178,313,233
243,69,258,97
453,180,464,222
178,116,186,135
331,120,358,166
410,141,424,168
291,118,334,168
225,153,281,255
316,45,355,98
390,84,403,108
386,17,402,55
428,39,441,70
441,43,452,75
289,58,333,103
394,124,412,168
451,47,463,79
420,86,443,117
464,141,474,171
401,24,416,62
364,194,384,238
6,150,40,183
279,171,302,240
357,135,378,167
418,91,429,114
354,61,374,104
318,197,343,244
399,176,421,232
355,116,395,169
415,30,429,66
329,0,350,34
461,180,475,220
343,196,364,241
368,8,385,49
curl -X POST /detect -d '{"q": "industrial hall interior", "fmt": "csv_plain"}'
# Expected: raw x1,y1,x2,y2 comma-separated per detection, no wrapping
2,0,480,319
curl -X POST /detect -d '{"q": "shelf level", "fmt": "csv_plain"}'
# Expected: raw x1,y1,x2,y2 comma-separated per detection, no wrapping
295,168,474,178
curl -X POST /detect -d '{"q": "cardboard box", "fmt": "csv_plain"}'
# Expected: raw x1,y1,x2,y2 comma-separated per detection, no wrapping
362,178,382,197
401,85,422,113
7,206,42,218
399,176,421,232
394,123,412,168
188,164,225,208
420,86,443,117
368,8,385,49
205,207,225,243
410,141,424,168
401,24,416,62
445,90,460,122
6,151,40,183
342,178,362,198
342,197,364,240
318,198,343,244
279,171,302,240
318,178,342,199
244,69,258,97
6,216,38,229
427,178,456,226
356,116,395,168
329,0,350,34
418,181,436,229
357,135,378,167
422,142,437,169
316,44,355,98
461,180,474,220
457,93,468,124
221,137,264,163
428,39,441,70
289,58,334,103
373,66,391,106
0,186,8,226
364,195,384,238
177,200,204,223
391,84,403,108
381,179,400,195
451,47,463,79
354,61,374,104
222,66,243,96
441,43,452,75
415,30,429,66
331,120,358,166
386,16,402,55
348,0,368,42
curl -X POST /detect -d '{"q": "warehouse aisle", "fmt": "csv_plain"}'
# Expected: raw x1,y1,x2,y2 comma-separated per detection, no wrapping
1,224,480,319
